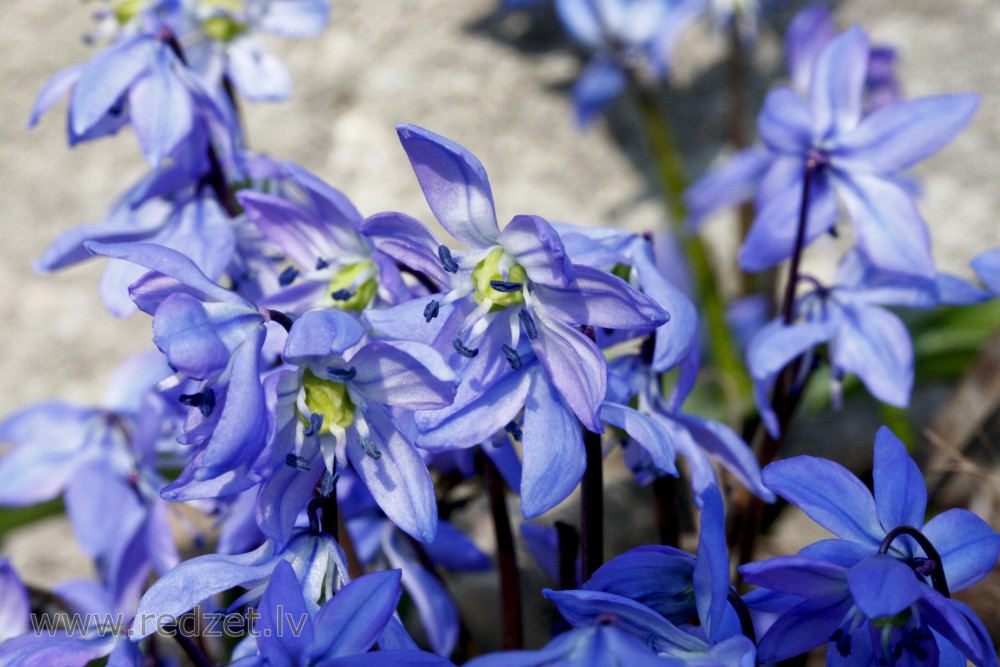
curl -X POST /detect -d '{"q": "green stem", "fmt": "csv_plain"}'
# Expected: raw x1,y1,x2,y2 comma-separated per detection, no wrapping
632,86,752,416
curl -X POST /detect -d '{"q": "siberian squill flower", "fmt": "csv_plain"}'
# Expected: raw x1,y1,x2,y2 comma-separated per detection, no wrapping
555,0,707,125
741,426,1000,665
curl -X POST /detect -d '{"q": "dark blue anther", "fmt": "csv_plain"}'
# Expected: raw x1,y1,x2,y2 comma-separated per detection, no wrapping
438,245,458,273
505,421,522,441
501,343,522,371
360,437,382,460
331,289,354,301
285,454,311,471
179,388,216,417
326,367,357,382
490,280,523,293
315,257,330,270
423,299,440,322
452,338,479,358
320,470,339,497
278,266,299,286
304,412,324,437
518,308,538,340
830,628,851,657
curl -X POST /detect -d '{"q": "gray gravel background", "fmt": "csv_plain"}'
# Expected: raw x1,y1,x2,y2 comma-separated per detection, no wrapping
1,0,999,654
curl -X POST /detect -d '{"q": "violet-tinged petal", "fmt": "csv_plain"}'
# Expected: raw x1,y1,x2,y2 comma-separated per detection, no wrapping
757,87,813,155
922,509,1000,592
482,435,523,491
258,560,314,665
28,64,83,128
810,26,870,140
872,425,927,531
152,293,232,379
70,35,154,136
130,541,279,639
554,0,602,49
127,50,194,166
571,56,626,127
382,535,457,657
935,273,990,306
833,171,935,280
829,302,913,408
65,462,144,563
520,523,562,584
739,167,838,272
797,538,872,569
848,554,923,618
762,455,884,545
532,265,667,329
685,147,772,229
583,545,694,622
520,371,586,519
831,94,979,173
258,0,330,37
422,521,491,572
673,413,774,502
694,485,730,641
349,341,457,411
918,589,999,667
396,124,499,248
34,219,161,275
362,212,451,288
739,555,848,598
285,309,365,362
364,297,456,346
543,588,705,654
86,241,242,304
0,633,117,667
347,404,438,543
0,560,29,641
754,595,853,664
972,248,1000,294
785,4,836,96
240,191,344,268
526,301,606,432
257,450,324,549
499,215,574,288
600,402,676,476
311,569,404,658
654,416,721,502
227,38,292,102
631,243,697,371
415,368,532,451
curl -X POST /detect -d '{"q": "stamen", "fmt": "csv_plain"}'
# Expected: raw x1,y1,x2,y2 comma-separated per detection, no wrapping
179,389,216,417
278,266,299,286
505,421,522,441
438,245,459,273
303,412,324,437
326,367,358,382
519,308,538,340
331,289,354,301
489,280,523,293
829,628,852,657
315,257,330,270
452,338,479,358
360,436,382,460
320,470,339,497
285,454,311,471
501,344,523,371
423,299,440,322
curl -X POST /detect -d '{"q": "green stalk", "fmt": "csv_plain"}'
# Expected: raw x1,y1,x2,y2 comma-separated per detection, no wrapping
632,86,752,416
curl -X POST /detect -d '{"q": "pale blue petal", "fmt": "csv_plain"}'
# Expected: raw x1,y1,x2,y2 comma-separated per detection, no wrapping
227,38,292,102
383,534,457,657
809,26,869,140
571,56,626,127
311,569,403,658
685,147,772,229
830,302,913,408
600,402,676,475
349,341,457,411
922,509,1000,592
71,35,154,136
499,215,575,288
872,425,926,531
757,87,813,155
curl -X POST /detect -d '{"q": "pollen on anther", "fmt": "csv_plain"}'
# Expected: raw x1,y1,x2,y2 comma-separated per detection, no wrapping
360,437,382,460
278,266,299,286
501,343,523,371
424,299,440,322
438,245,459,273
331,289,354,301
452,338,479,358
285,454,311,471
518,309,538,340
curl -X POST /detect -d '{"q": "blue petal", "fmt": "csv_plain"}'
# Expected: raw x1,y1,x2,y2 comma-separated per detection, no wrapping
785,5,836,95
28,64,82,128
831,94,979,173
520,523,563,584
673,413,774,502
694,485,730,641
383,534,457,657
739,555,848,598
227,39,292,102
757,88,813,154
872,426,926,532
284,309,366,362
830,302,913,408
347,404,438,543
520,371,586,519
832,172,935,280
600,402,676,476
847,554,923,618
972,248,1000,294
258,0,330,37
396,124,499,249
362,212,451,288
922,509,1000,592
554,0,602,48
499,215,575,288
152,293,232,379
127,48,194,165
349,341,457,411
571,56,626,127
258,560,314,665
918,588,998,667
631,242,698,371
0,560,30,641
809,26,869,140
754,595,853,663
685,147,772,229
70,35,154,136
422,521,491,572
531,265,667,330
762,456,884,545
583,545,694,623
311,569,403,658
0,632,117,666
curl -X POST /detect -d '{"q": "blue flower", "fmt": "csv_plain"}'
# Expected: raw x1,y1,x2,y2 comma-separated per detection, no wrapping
741,426,1000,665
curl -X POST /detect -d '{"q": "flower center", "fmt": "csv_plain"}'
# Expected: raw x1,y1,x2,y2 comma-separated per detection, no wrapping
112,0,146,25
327,260,377,311
200,0,248,41
302,369,355,434
472,248,526,311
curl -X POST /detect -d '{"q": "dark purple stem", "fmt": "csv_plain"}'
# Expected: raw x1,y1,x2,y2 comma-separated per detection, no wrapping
652,475,680,548
879,526,951,597
555,521,580,590
781,157,820,325
162,620,215,667
580,429,604,581
481,452,523,649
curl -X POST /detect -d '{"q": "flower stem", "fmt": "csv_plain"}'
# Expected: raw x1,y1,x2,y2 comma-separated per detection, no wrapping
580,429,604,581
631,85,752,417
555,521,580,589
652,474,680,548
163,618,215,667
480,452,523,649
878,526,951,597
